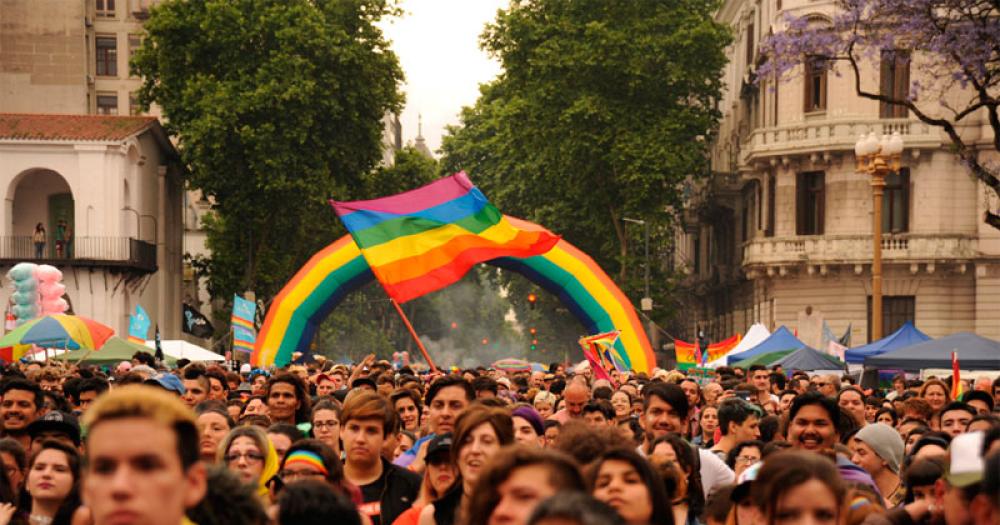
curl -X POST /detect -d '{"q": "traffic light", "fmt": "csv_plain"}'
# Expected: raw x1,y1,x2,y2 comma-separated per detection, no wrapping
527,293,537,309
530,342,537,351
482,338,489,345
529,327,537,336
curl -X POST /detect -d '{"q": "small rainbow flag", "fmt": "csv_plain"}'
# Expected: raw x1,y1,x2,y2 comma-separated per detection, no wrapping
676,334,741,368
951,351,963,400
331,172,559,303
580,331,626,372
232,295,256,355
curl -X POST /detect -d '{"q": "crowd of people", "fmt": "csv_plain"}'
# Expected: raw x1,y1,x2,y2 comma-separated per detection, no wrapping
0,353,997,525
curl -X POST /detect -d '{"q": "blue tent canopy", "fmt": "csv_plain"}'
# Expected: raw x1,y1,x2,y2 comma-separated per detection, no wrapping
864,332,1000,370
774,346,845,371
844,321,930,364
728,326,815,364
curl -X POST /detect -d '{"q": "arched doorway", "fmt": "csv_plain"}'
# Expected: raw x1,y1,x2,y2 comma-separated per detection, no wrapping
8,169,74,259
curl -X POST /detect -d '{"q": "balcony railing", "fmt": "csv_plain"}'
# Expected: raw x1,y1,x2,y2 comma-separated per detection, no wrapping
0,236,157,272
743,233,977,267
739,118,942,167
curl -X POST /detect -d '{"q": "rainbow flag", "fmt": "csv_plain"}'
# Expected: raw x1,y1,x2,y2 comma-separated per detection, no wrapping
331,172,560,303
232,294,256,355
676,334,741,369
580,331,626,372
951,351,963,400
128,305,150,344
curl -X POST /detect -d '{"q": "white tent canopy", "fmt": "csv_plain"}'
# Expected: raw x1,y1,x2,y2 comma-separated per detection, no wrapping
706,323,771,368
145,340,225,361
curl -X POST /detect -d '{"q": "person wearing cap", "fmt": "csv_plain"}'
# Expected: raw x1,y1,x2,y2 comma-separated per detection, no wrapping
851,422,905,506
511,406,545,447
145,372,187,396
351,377,378,394
392,434,456,525
315,373,338,398
936,431,986,525
27,410,81,453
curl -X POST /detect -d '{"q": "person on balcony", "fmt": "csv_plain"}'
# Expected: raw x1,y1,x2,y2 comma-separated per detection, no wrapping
55,219,66,258
32,223,46,259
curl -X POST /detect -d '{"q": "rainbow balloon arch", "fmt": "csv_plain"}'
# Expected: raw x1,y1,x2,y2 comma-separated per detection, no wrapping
250,216,655,373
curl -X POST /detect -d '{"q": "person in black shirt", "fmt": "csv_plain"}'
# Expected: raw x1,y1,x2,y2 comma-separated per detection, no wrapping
341,392,420,525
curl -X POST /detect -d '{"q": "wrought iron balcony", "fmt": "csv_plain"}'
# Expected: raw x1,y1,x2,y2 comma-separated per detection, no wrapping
0,236,157,273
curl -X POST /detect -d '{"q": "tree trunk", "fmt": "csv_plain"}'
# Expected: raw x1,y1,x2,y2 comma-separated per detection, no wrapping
609,205,628,282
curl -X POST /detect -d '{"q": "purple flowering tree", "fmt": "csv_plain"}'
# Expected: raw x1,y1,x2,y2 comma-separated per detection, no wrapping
758,0,1000,229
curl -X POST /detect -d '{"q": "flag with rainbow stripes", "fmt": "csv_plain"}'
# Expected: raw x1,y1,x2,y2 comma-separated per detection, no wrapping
232,294,256,355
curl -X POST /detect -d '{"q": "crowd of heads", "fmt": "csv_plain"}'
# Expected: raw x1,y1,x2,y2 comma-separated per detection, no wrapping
0,354,998,525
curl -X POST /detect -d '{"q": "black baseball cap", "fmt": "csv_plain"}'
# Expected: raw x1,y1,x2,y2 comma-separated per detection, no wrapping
426,433,453,463
27,411,81,446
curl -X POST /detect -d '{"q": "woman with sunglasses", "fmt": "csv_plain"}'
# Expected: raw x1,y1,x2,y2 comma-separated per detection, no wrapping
219,426,279,500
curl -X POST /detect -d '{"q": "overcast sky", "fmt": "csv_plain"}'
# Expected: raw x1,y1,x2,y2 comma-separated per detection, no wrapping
381,0,509,156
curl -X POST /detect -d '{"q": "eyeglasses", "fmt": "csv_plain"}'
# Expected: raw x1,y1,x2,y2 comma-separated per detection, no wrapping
279,469,326,481
225,452,265,464
736,455,759,464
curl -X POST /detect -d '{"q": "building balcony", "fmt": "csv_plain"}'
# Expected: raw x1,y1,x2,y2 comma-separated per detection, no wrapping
0,236,157,273
739,118,942,169
743,233,978,272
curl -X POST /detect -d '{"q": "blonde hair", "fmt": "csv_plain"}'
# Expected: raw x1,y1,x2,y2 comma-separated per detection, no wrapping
82,384,200,469
534,391,557,406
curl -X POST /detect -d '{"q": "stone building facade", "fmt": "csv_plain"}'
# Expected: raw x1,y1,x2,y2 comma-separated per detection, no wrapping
675,0,1000,348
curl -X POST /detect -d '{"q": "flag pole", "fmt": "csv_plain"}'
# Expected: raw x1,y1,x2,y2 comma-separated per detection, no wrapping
390,299,438,373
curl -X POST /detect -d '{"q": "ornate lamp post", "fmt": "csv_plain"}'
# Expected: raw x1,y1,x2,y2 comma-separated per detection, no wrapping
855,131,904,341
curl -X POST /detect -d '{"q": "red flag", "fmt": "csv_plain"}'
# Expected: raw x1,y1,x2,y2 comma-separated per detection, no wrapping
580,341,617,387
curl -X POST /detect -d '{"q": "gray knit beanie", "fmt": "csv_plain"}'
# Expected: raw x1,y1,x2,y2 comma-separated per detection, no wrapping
855,422,905,474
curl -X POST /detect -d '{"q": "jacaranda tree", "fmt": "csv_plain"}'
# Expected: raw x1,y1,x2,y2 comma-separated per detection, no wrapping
759,0,1000,229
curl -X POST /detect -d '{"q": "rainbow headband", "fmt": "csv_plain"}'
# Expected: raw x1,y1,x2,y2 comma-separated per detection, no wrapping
283,450,328,476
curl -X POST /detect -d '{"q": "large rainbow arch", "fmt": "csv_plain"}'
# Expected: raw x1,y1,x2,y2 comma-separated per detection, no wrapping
251,216,655,372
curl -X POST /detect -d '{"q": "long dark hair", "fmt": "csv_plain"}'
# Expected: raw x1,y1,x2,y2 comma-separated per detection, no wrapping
465,446,584,525
24,440,81,525
651,433,705,517
751,450,845,525
588,447,674,525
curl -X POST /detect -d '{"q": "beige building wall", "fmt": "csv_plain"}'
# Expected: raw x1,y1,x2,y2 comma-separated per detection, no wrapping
676,0,1000,348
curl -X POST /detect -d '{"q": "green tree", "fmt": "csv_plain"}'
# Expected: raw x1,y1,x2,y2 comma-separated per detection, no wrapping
441,0,730,328
133,0,404,313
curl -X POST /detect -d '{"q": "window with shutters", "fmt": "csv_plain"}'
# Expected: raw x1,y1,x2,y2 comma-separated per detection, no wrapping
880,50,910,118
746,22,755,68
883,168,910,233
95,35,117,77
796,172,825,235
804,57,827,112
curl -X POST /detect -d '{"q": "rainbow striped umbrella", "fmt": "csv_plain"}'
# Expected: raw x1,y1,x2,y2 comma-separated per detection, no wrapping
0,314,114,350
492,358,531,372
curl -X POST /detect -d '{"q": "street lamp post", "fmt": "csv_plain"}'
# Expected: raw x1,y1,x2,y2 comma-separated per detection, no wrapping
623,217,654,351
855,131,904,341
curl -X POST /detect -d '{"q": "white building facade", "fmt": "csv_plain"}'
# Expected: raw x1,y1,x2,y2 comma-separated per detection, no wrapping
0,114,184,338
674,0,1000,348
